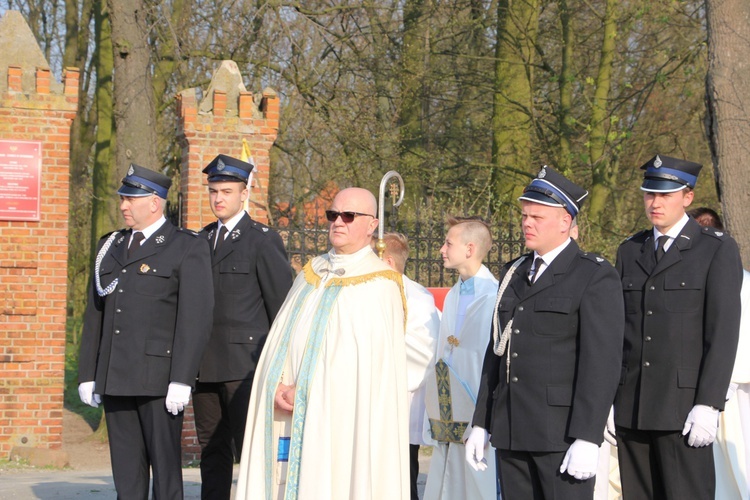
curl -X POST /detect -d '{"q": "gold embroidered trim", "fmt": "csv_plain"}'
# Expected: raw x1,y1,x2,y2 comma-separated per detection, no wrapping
301,260,407,330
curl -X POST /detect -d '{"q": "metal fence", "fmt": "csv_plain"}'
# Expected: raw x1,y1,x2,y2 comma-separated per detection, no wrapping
274,203,526,288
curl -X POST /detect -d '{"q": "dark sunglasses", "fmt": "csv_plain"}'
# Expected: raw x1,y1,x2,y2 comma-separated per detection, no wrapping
325,210,375,223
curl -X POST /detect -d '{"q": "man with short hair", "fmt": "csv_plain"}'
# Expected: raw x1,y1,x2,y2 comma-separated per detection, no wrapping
78,164,213,499
236,187,409,499
195,155,293,499
423,215,499,500
469,165,623,499
614,155,742,499
379,232,441,500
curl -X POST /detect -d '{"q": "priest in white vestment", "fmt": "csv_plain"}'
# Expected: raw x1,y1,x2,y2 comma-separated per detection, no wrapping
235,188,409,500
423,216,499,500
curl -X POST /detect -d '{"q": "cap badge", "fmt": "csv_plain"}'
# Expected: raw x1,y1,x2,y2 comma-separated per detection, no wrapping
155,235,165,244
654,155,662,168
538,166,547,179
231,229,241,240
128,165,135,175
217,159,226,171
140,263,150,273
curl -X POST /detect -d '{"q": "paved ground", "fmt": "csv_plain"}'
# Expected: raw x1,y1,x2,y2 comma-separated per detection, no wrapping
0,458,430,498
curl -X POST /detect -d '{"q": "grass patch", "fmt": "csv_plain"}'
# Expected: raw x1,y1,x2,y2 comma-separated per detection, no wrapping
65,316,103,430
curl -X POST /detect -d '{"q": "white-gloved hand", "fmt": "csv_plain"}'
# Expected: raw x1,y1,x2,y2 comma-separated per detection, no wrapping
726,383,739,402
603,406,617,446
560,439,599,480
78,381,101,408
165,382,192,415
464,426,490,472
682,404,719,447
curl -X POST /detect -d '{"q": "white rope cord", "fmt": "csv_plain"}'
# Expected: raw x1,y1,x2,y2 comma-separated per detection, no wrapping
492,256,527,357
95,231,120,297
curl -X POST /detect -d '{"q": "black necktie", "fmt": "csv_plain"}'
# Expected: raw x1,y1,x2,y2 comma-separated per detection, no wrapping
655,235,669,262
528,257,545,284
128,231,145,259
214,226,228,254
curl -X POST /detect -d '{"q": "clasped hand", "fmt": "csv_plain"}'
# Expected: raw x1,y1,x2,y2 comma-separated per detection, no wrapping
275,383,296,412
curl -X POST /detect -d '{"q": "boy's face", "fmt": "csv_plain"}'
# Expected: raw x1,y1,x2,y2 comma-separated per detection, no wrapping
440,225,469,270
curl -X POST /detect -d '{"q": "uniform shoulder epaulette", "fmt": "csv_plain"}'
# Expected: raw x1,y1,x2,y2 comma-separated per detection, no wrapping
700,226,728,240
177,227,200,237
250,220,272,234
622,229,649,244
201,221,218,233
580,252,610,266
98,230,118,241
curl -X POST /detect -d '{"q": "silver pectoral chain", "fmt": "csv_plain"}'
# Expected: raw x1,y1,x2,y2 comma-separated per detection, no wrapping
95,231,120,297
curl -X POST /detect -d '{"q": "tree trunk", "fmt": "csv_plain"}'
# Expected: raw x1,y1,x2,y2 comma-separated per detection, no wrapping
491,0,540,204
705,0,750,262
91,0,118,253
108,0,158,176
557,0,574,173
585,0,617,221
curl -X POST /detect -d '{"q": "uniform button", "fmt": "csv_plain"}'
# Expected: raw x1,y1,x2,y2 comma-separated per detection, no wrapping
649,286,655,291
118,289,124,293
518,306,524,312
511,376,518,383
643,361,650,367
646,310,653,316
248,336,254,341
513,329,520,335
166,350,171,354
232,266,237,270
511,352,518,358
116,309,121,313
627,283,633,288
645,336,652,342
114,330,120,335
680,282,686,287
121,269,127,273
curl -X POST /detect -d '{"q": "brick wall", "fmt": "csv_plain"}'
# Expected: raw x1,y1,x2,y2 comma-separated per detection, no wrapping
0,66,79,456
175,62,280,463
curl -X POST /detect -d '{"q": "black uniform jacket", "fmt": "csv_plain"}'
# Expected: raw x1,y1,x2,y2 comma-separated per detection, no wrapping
198,212,293,382
473,240,624,452
615,218,742,430
79,220,214,396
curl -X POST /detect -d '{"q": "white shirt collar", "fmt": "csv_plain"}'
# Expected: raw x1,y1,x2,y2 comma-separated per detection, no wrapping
653,213,689,250
534,237,572,267
217,210,246,235
134,216,166,242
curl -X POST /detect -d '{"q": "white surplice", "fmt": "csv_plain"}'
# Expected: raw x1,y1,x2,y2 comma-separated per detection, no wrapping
235,246,409,500
423,264,499,500
403,275,441,445
715,269,750,500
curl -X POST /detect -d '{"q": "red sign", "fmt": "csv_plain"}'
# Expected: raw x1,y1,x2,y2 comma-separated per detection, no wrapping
0,140,42,221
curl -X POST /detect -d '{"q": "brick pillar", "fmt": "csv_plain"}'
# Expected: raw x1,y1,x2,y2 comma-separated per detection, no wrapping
175,60,280,463
0,61,79,459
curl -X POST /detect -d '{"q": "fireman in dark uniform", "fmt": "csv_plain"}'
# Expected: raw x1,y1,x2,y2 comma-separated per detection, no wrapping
468,165,624,499
614,155,743,499
194,154,293,499
78,163,214,499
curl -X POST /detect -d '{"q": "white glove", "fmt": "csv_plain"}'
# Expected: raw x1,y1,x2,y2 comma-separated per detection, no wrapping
603,406,617,446
78,381,101,408
165,382,192,415
560,439,599,480
726,383,739,402
681,404,719,447
464,426,490,472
